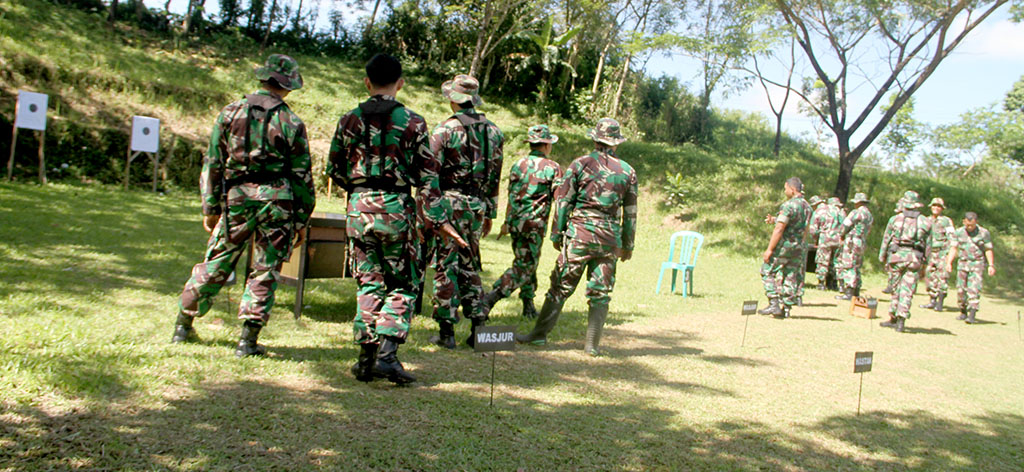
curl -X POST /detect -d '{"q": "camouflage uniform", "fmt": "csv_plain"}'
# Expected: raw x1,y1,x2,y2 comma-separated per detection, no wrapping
808,197,844,287
923,198,955,302
517,118,637,356
429,75,504,329
486,125,563,312
174,54,313,356
879,200,905,294
760,194,812,310
879,191,931,330
835,193,873,296
952,225,993,312
327,94,449,345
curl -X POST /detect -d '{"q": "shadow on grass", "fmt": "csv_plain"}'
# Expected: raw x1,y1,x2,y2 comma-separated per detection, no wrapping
3,382,1022,469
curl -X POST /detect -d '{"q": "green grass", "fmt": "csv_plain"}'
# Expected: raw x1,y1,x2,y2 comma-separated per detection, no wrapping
2,182,1023,470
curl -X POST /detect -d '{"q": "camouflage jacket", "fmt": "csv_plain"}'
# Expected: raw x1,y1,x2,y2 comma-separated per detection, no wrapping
773,195,812,259
327,95,449,224
880,210,931,264
504,150,563,233
200,90,315,230
429,108,504,219
840,206,873,244
952,225,993,266
808,204,844,248
551,147,638,251
926,215,956,250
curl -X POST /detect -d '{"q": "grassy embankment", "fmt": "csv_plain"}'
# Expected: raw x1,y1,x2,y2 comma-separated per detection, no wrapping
2,0,1023,470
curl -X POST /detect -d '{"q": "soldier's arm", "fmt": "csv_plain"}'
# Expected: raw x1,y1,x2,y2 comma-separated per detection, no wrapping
503,165,519,229
550,162,577,246
484,125,504,220
621,169,639,254
200,108,230,217
326,114,353,189
411,116,450,226
289,119,315,231
984,230,995,275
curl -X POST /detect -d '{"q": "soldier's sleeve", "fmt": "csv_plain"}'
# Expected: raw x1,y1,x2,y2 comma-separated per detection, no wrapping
879,220,893,259
200,108,230,216
621,168,639,252
410,115,450,225
840,212,855,238
428,121,449,165
982,228,994,250
484,124,504,219
504,163,521,228
288,117,315,230
550,161,578,244
807,211,820,240
327,113,353,188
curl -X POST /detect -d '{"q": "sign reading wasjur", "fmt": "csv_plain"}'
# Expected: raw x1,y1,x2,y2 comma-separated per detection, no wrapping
854,351,873,373
473,326,516,353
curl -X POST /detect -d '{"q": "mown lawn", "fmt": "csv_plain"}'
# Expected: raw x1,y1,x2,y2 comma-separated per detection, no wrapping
1,182,1022,471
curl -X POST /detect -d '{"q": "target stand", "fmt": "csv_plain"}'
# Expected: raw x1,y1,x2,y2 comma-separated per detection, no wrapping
6,91,49,183
124,116,163,191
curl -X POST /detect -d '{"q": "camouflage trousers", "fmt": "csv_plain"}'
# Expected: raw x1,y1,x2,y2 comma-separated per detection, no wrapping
348,210,419,343
956,262,985,310
815,245,839,284
836,238,867,290
761,251,803,306
432,206,485,324
887,260,921,319
179,199,293,325
547,241,617,308
885,263,899,290
490,229,543,301
924,247,951,297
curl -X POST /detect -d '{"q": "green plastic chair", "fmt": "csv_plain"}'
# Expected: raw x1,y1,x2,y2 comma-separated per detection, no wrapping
655,231,704,297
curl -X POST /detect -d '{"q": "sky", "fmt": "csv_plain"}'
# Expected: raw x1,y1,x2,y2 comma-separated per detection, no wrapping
149,1,1024,154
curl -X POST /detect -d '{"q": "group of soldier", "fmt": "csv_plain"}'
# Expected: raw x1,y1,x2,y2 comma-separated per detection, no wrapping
759,178,996,332
168,53,638,386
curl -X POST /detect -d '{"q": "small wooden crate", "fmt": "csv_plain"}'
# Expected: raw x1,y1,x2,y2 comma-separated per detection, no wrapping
849,297,878,319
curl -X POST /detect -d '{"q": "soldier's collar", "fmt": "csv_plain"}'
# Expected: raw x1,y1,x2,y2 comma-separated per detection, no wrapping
455,108,478,115
369,94,397,101
528,150,547,158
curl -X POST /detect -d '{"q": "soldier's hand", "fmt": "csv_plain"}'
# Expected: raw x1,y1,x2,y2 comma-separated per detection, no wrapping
946,263,953,274
497,224,509,240
762,249,773,263
203,214,221,234
620,249,632,262
438,222,469,248
553,239,562,251
764,215,776,224
292,229,306,249
481,218,492,238
988,265,996,276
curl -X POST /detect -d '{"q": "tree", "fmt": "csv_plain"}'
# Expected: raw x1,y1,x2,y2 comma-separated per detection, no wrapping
461,0,542,77
878,94,924,172
770,0,1017,201
517,16,581,107
751,37,796,157
1005,74,1024,113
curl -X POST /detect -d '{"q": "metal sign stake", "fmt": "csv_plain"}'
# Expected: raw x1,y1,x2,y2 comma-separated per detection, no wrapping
741,315,750,347
37,129,46,184
6,126,16,181
489,352,497,407
857,372,864,416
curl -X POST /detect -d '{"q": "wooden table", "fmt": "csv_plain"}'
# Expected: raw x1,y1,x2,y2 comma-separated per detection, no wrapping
277,211,349,319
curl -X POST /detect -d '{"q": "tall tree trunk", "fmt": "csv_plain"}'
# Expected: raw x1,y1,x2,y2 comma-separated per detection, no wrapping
469,0,495,77
591,39,612,96
610,54,631,119
108,0,118,22
261,0,278,51
364,0,382,38
773,117,783,157
833,136,855,201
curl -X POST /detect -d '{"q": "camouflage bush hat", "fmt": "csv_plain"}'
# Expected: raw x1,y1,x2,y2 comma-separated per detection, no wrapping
930,197,945,208
442,74,483,107
902,190,923,208
587,117,626,146
808,195,823,207
254,54,303,90
526,124,558,144
851,192,870,204
827,196,841,206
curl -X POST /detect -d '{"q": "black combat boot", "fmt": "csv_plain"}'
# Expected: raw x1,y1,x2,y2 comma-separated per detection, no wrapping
584,303,610,356
835,288,853,301
234,320,267,357
465,318,485,347
350,342,379,382
171,312,198,343
516,297,563,345
374,336,416,385
880,315,898,328
920,296,936,310
895,316,906,333
881,284,894,295
758,298,782,316
966,309,978,324
772,303,791,319
853,286,861,298
521,298,537,319
429,321,456,350
956,306,968,321
934,293,945,312
479,290,502,317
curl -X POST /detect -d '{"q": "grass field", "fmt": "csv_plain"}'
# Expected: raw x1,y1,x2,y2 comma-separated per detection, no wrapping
1,182,1022,470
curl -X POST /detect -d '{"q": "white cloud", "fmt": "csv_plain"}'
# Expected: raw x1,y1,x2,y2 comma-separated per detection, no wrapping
957,19,1024,60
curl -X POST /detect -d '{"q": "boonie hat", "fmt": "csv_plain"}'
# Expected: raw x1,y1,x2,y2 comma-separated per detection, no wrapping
930,197,945,208
828,197,841,207
851,192,870,204
526,124,558,144
808,196,823,207
902,190,923,209
442,74,483,107
254,54,303,90
587,118,626,146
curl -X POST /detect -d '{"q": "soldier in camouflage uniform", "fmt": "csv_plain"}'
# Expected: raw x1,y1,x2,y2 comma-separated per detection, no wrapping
172,54,315,357
757,177,812,319
428,74,504,349
327,54,463,384
481,125,563,320
946,212,996,324
808,196,844,291
880,199,906,294
878,191,931,332
920,198,955,311
516,118,637,356
835,193,873,300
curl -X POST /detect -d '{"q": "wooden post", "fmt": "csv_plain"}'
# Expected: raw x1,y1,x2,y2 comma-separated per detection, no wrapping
124,147,133,189
37,129,46,184
151,151,159,192
6,126,17,181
